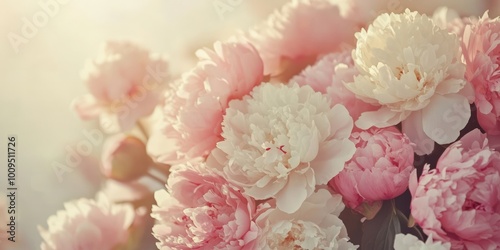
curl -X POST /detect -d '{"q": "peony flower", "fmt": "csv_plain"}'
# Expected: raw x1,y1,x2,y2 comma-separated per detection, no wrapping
151,163,259,250
462,13,500,135
244,0,359,77
403,0,488,18
290,51,378,123
255,189,357,250
101,134,153,182
394,233,450,250
410,129,500,249
72,41,169,133
209,83,355,213
38,193,134,250
432,7,477,37
329,127,414,211
147,41,263,165
346,9,472,155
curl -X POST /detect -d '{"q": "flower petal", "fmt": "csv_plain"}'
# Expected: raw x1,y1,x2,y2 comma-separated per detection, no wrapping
422,94,470,144
402,110,435,155
275,172,309,214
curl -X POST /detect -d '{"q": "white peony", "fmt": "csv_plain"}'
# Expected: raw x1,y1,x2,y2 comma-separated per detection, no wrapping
394,234,451,250
256,189,357,250
346,9,472,155
209,83,355,213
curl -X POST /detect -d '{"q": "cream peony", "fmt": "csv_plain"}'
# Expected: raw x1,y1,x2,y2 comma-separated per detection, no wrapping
347,10,472,155
394,234,450,250
256,189,357,250
209,83,355,213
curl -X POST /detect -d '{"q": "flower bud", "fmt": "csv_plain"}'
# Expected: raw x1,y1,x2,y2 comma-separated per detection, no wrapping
101,134,152,182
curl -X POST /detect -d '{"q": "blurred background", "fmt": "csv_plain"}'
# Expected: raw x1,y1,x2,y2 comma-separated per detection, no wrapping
0,0,497,249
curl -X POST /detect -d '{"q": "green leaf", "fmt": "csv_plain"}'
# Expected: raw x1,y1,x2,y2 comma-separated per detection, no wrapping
361,200,401,250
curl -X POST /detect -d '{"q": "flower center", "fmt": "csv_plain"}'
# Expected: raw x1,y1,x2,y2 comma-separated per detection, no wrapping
262,141,290,166
462,199,485,211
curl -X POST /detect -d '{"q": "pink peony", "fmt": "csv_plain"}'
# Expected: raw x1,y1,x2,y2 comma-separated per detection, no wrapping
329,127,414,211
290,51,378,124
462,13,500,135
38,194,134,250
151,163,259,250
209,83,355,214
72,41,169,133
255,189,357,249
244,0,359,76
147,41,263,165
410,129,500,249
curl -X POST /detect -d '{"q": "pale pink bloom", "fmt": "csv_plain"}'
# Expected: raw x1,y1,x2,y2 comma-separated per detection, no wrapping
329,127,414,210
462,13,500,135
209,83,355,213
432,7,478,37
38,193,134,250
339,0,389,25
347,10,473,155
403,0,488,17
151,163,259,250
244,0,359,76
101,134,152,182
410,129,500,249
255,189,357,249
290,51,378,124
147,41,263,165
72,41,169,133
394,233,450,250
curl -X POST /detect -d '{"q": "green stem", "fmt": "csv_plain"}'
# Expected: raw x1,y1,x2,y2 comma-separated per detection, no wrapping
396,209,424,241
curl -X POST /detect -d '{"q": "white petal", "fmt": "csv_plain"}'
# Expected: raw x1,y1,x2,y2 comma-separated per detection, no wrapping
275,173,310,214
356,107,403,129
402,111,435,155
422,94,470,144
329,104,354,139
435,78,466,95
312,139,356,184
299,128,319,162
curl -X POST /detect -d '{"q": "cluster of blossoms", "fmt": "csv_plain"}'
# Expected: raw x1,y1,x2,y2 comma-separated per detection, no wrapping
33,0,500,249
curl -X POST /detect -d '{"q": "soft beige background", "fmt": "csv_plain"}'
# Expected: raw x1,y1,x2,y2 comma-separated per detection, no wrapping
0,0,495,249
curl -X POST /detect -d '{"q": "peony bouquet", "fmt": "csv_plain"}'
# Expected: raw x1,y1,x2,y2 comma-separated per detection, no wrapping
32,1,500,249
